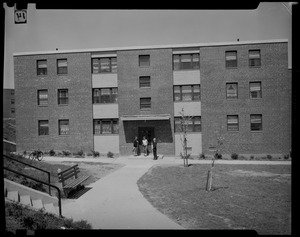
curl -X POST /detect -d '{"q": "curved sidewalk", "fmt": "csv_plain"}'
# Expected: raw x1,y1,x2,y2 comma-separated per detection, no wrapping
59,160,184,229
43,156,290,229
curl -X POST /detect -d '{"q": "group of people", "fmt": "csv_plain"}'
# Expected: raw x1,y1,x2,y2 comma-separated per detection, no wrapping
133,136,158,160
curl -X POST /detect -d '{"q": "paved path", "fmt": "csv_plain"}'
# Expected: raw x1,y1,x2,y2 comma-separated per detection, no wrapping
43,156,291,229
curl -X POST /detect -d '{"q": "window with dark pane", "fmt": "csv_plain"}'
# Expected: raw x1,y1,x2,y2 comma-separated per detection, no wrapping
38,120,49,136
250,114,262,131
57,59,68,75
227,115,239,131
225,51,237,68
249,50,261,67
139,76,151,88
37,60,47,75
139,55,150,67
58,89,68,105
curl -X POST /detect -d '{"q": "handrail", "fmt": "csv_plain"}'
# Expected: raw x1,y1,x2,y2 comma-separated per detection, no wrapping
4,166,62,217
3,154,51,195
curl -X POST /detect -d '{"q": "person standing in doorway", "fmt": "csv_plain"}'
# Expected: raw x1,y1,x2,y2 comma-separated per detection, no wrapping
142,136,148,156
152,138,158,160
133,136,139,156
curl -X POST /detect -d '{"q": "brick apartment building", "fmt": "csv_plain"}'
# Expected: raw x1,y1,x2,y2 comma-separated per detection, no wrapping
13,39,291,157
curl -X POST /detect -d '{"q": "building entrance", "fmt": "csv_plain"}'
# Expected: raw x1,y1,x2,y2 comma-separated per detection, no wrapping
138,127,155,155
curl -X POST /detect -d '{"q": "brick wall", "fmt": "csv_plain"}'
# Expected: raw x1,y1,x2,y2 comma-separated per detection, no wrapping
117,48,175,155
200,42,291,155
3,89,15,118
14,52,94,153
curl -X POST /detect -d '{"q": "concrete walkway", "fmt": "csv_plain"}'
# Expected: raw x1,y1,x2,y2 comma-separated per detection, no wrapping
43,156,291,229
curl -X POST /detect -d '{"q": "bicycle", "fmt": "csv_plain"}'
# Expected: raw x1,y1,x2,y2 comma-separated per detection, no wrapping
29,149,44,161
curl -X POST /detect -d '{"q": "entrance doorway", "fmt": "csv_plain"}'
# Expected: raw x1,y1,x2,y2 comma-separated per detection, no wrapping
138,127,155,155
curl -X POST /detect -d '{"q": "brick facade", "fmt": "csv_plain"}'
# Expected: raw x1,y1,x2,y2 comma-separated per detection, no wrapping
117,49,175,155
14,52,94,153
3,89,15,119
13,40,291,157
200,42,291,155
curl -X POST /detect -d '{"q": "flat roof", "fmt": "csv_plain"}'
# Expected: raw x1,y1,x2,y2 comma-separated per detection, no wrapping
13,38,288,57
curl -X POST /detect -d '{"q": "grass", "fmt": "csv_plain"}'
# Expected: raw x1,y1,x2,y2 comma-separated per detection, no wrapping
137,163,291,235
4,154,124,198
5,201,91,235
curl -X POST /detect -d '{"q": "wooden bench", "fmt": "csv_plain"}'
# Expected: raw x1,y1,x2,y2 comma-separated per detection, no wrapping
57,164,90,198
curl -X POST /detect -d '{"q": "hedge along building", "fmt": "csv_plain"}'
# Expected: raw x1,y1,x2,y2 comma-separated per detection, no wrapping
13,39,291,157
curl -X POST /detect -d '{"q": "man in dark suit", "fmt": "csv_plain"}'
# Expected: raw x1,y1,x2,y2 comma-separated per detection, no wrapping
152,138,158,160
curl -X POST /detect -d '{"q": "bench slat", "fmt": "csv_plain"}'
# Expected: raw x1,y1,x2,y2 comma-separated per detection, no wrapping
64,176,90,189
58,167,80,177
58,164,79,175
58,170,80,182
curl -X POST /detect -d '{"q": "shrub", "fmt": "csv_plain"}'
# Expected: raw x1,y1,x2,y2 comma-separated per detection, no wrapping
283,154,289,160
107,151,114,158
231,153,239,160
214,152,222,159
62,150,71,156
73,150,84,157
199,152,206,159
91,150,100,157
267,154,272,160
49,149,55,156
250,155,254,160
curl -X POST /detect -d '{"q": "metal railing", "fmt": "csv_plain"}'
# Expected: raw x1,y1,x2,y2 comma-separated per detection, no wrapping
4,166,62,217
3,154,51,195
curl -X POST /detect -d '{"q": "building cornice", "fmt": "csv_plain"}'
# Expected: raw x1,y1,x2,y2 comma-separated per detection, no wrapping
13,39,288,57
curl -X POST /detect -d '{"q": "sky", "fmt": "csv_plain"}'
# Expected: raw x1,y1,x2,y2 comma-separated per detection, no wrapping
3,2,293,89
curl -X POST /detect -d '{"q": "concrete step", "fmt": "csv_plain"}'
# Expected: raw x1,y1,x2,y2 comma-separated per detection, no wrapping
43,203,58,215
32,199,43,209
7,191,19,202
20,195,32,206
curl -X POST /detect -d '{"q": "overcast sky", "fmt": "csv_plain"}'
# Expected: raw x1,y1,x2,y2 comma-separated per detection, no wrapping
3,2,292,89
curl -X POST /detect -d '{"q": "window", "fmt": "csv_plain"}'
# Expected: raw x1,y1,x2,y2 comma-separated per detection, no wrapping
38,90,48,106
11,99,15,105
37,60,47,75
173,85,201,101
174,86,181,102
92,57,117,73
57,59,68,74
59,119,69,135
172,54,200,70
227,115,239,131
250,82,262,99
225,51,237,68
226,83,238,99
92,88,118,104
11,90,14,96
139,76,151,88
249,50,261,67
250,114,262,131
11,108,15,114
139,55,150,67
38,120,49,136
140,97,151,110
174,116,201,133
182,85,193,101
93,119,119,134
58,89,68,105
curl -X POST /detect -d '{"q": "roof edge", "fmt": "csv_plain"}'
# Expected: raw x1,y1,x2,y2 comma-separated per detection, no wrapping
13,39,289,57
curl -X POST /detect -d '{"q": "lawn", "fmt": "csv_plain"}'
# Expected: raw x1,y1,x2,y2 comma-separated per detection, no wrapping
4,154,124,198
137,163,291,235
